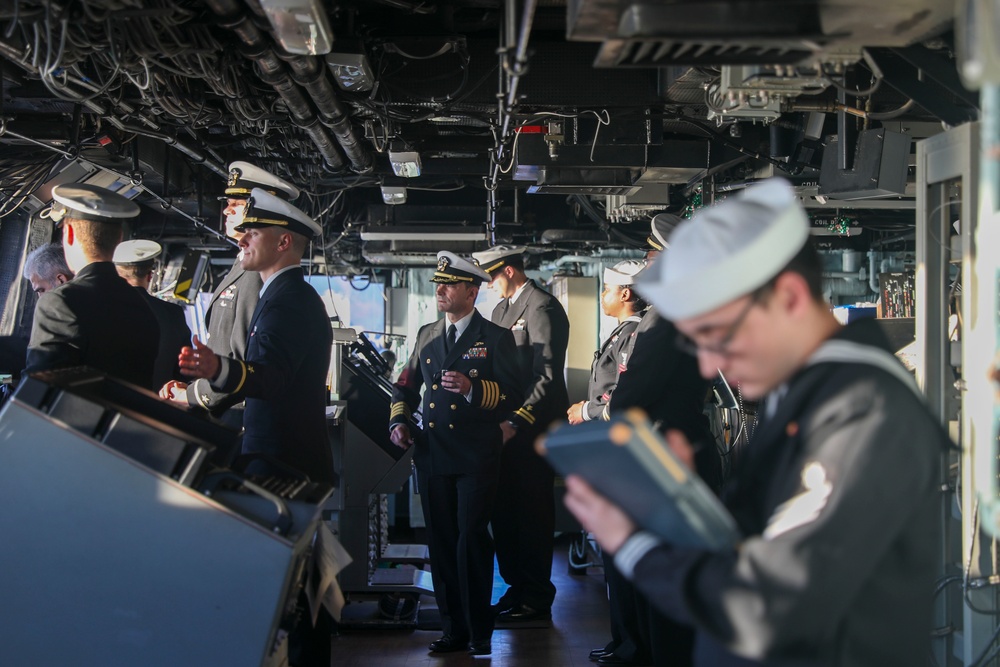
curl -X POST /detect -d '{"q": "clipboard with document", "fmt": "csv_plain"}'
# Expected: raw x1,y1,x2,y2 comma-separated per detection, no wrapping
538,409,740,552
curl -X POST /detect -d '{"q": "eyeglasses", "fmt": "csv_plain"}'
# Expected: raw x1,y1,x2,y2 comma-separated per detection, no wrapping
675,294,759,357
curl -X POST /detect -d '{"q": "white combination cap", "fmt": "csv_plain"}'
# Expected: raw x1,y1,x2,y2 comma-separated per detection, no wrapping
113,239,162,264
51,184,140,223
635,178,810,321
225,161,300,200
237,188,321,239
603,259,646,286
431,251,491,285
471,244,526,275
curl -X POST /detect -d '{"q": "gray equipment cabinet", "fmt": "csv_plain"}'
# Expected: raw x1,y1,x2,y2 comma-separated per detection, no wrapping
0,396,318,667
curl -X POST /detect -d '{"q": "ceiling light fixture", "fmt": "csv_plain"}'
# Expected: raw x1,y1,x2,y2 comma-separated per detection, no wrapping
326,53,375,92
388,151,422,178
360,225,487,241
381,186,407,205
258,0,334,56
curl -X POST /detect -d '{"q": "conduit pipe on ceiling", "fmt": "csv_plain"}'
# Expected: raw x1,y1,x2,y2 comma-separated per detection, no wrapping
277,52,374,173
206,0,346,171
207,0,373,173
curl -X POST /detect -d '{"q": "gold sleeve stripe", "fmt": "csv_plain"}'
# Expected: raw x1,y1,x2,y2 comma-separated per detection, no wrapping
601,405,611,421
515,407,536,424
390,402,411,418
481,380,499,410
232,360,248,394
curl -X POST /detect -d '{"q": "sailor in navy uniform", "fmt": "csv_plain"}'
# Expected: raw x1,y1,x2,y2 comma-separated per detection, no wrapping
568,259,647,424
160,162,298,420
472,244,570,622
566,259,654,667
25,184,160,389
569,180,945,667
113,239,192,390
171,189,334,486
389,251,523,656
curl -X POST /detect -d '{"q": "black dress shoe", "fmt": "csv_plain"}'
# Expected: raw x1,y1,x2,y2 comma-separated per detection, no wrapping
468,640,492,655
428,635,469,653
491,597,517,616
496,603,552,623
597,655,640,667
589,649,611,662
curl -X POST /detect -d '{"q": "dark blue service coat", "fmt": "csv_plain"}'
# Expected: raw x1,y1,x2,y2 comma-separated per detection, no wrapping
390,309,523,474
26,261,159,389
208,267,334,484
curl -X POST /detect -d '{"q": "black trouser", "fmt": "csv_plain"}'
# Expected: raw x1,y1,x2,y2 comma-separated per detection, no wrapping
491,430,556,609
420,468,499,642
635,592,694,667
603,549,645,662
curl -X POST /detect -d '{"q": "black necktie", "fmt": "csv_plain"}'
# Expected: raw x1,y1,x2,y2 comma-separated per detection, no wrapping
446,324,457,352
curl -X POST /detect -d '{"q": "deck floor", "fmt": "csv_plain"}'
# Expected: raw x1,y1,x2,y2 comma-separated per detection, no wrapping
329,533,610,667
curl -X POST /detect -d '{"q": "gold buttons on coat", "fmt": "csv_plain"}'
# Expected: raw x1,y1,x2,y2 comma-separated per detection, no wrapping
449,424,454,429
432,384,439,390
429,422,435,429
429,403,436,409
451,404,457,410
426,358,431,364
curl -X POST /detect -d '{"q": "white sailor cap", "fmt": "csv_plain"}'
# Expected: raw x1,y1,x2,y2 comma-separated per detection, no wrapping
224,161,300,201
471,244,527,276
431,251,491,285
603,259,646,286
635,178,810,321
113,239,162,265
647,213,682,251
237,188,321,239
50,184,140,224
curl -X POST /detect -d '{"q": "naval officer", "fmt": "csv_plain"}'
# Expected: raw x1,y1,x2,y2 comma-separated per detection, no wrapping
162,162,299,419
113,239,192,389
389,252,523,656
471,244,569,623
171,188,334,486
25,184,159,389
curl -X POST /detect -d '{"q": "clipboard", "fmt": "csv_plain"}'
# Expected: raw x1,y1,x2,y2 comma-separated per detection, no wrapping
538,408,740,551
